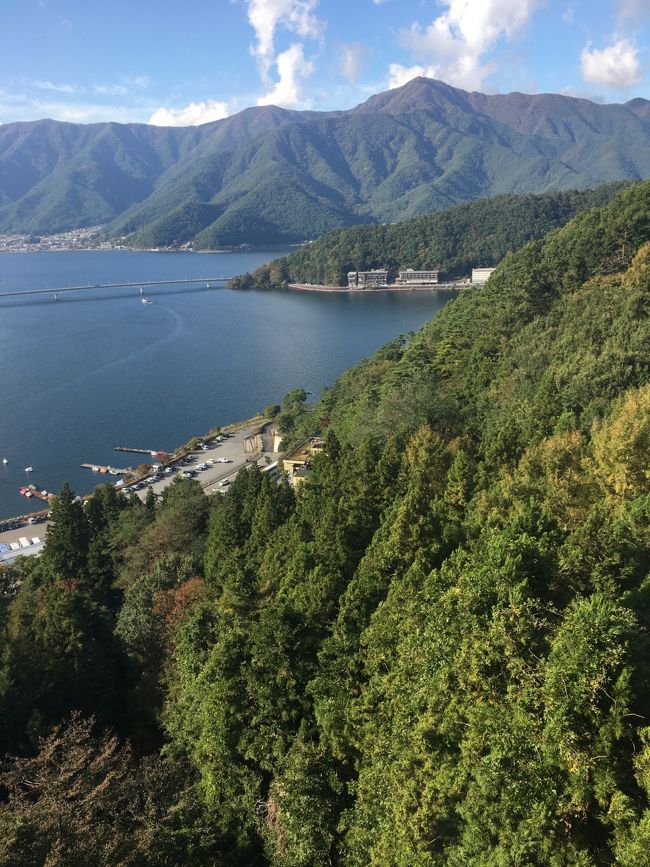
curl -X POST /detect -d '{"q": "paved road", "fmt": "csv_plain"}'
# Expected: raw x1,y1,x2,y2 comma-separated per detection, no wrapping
0,421,278,565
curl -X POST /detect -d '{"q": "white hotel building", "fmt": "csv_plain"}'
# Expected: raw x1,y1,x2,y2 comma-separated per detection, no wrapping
395,268,439,286
347,269,389,288
471,267,496,285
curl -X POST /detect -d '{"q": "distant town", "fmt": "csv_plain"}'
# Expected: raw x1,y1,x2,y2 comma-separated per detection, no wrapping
0,226,121,253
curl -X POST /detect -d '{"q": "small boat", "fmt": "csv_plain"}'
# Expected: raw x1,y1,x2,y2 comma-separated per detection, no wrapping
2,458,7,464
142,298,152,305
24,466,33,472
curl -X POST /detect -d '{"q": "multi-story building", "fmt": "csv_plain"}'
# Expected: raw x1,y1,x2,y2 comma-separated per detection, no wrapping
347,269,389,288
395,268,439,286
282,437,326,486
472,267,496,285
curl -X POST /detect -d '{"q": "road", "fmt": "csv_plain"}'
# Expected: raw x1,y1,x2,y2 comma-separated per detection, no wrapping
0,421,278,566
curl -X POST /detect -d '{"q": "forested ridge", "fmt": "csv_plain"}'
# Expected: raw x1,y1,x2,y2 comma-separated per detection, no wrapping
229,183,628,289
2,77,650,246
2,182,650,865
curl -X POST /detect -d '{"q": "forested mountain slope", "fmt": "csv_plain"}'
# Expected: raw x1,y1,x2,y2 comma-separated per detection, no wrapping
231,182,628,287
0,77,648,245
0,106,316,234
2,183,650,865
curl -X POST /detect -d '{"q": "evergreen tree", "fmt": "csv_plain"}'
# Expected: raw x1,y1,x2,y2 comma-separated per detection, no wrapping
41,483,89,581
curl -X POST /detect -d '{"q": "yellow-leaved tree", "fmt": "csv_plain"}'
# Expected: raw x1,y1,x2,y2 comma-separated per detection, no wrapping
591,383,650,501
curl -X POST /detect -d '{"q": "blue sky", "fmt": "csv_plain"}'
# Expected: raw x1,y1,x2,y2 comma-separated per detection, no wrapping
0,0,648,126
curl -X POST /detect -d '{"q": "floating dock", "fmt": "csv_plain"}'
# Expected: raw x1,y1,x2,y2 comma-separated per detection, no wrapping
80,463,130,475
19,483,53,502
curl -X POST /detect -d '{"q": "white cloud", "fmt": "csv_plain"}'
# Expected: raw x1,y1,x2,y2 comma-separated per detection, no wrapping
387,63,428,90
245,0,323,80
148,100,231,126
244,1,323,108
95,83,130,97
580,38,642,88
562,5,575,24
32,80,81,94
387,0,544,91
129,75,151,90
0,99,150,125
94,76,150,97
340,43,364,82
257,43,314,107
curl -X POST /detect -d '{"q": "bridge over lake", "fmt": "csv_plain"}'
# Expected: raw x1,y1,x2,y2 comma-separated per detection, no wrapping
0,276,233,298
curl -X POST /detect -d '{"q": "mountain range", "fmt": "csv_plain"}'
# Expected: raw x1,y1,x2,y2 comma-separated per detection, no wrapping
0,77,649,248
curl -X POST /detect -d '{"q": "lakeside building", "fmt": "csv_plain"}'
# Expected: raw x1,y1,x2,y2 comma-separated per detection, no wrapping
282,437,325,486
472,267,496,285
347,269,389,288
396,268,439,286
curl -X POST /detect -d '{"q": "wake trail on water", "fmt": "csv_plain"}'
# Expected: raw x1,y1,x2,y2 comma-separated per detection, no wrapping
24,305,188,402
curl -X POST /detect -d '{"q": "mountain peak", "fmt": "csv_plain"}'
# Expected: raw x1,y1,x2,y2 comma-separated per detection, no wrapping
352,76,472,116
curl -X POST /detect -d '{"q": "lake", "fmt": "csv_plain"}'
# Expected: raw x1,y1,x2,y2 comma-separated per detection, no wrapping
0,249,454,519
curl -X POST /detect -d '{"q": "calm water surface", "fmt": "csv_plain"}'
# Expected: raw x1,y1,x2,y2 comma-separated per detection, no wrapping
0,250,454,519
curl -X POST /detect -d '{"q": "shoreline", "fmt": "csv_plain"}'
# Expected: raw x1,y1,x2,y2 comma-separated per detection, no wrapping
0,412,270,528
287,282,466,293
0,244,299,256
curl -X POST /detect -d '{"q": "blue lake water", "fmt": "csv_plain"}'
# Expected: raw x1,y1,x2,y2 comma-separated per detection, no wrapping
0,249,454,519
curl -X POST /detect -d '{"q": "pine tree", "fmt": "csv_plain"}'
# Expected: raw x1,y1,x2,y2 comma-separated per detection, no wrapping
42,483,89,582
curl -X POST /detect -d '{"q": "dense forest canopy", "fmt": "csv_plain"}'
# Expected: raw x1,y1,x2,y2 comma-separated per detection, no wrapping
229,183,628,289
2,181,650,864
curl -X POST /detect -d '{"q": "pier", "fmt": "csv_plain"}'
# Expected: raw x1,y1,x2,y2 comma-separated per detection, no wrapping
114,446,167,456
0,276,233,299
80,463,131,475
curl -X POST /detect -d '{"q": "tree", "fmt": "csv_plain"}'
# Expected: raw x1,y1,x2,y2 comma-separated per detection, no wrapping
41,484,89,582
0,579,129,753
0,714,192,867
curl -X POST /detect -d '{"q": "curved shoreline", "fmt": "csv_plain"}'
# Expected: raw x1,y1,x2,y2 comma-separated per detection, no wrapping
287,282,466,293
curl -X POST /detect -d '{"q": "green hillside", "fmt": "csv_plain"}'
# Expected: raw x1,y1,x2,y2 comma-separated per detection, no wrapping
0,107,310,234
3,183,650,864
231,183,628,288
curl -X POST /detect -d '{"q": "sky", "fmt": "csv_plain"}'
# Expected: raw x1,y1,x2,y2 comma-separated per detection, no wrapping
0,0,648,126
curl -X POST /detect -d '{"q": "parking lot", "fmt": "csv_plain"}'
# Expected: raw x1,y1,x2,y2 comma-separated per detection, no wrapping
127,422,276,500
0,421,278,565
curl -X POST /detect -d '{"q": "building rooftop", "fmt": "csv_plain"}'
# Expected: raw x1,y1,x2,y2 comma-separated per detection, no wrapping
283,437,325,465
